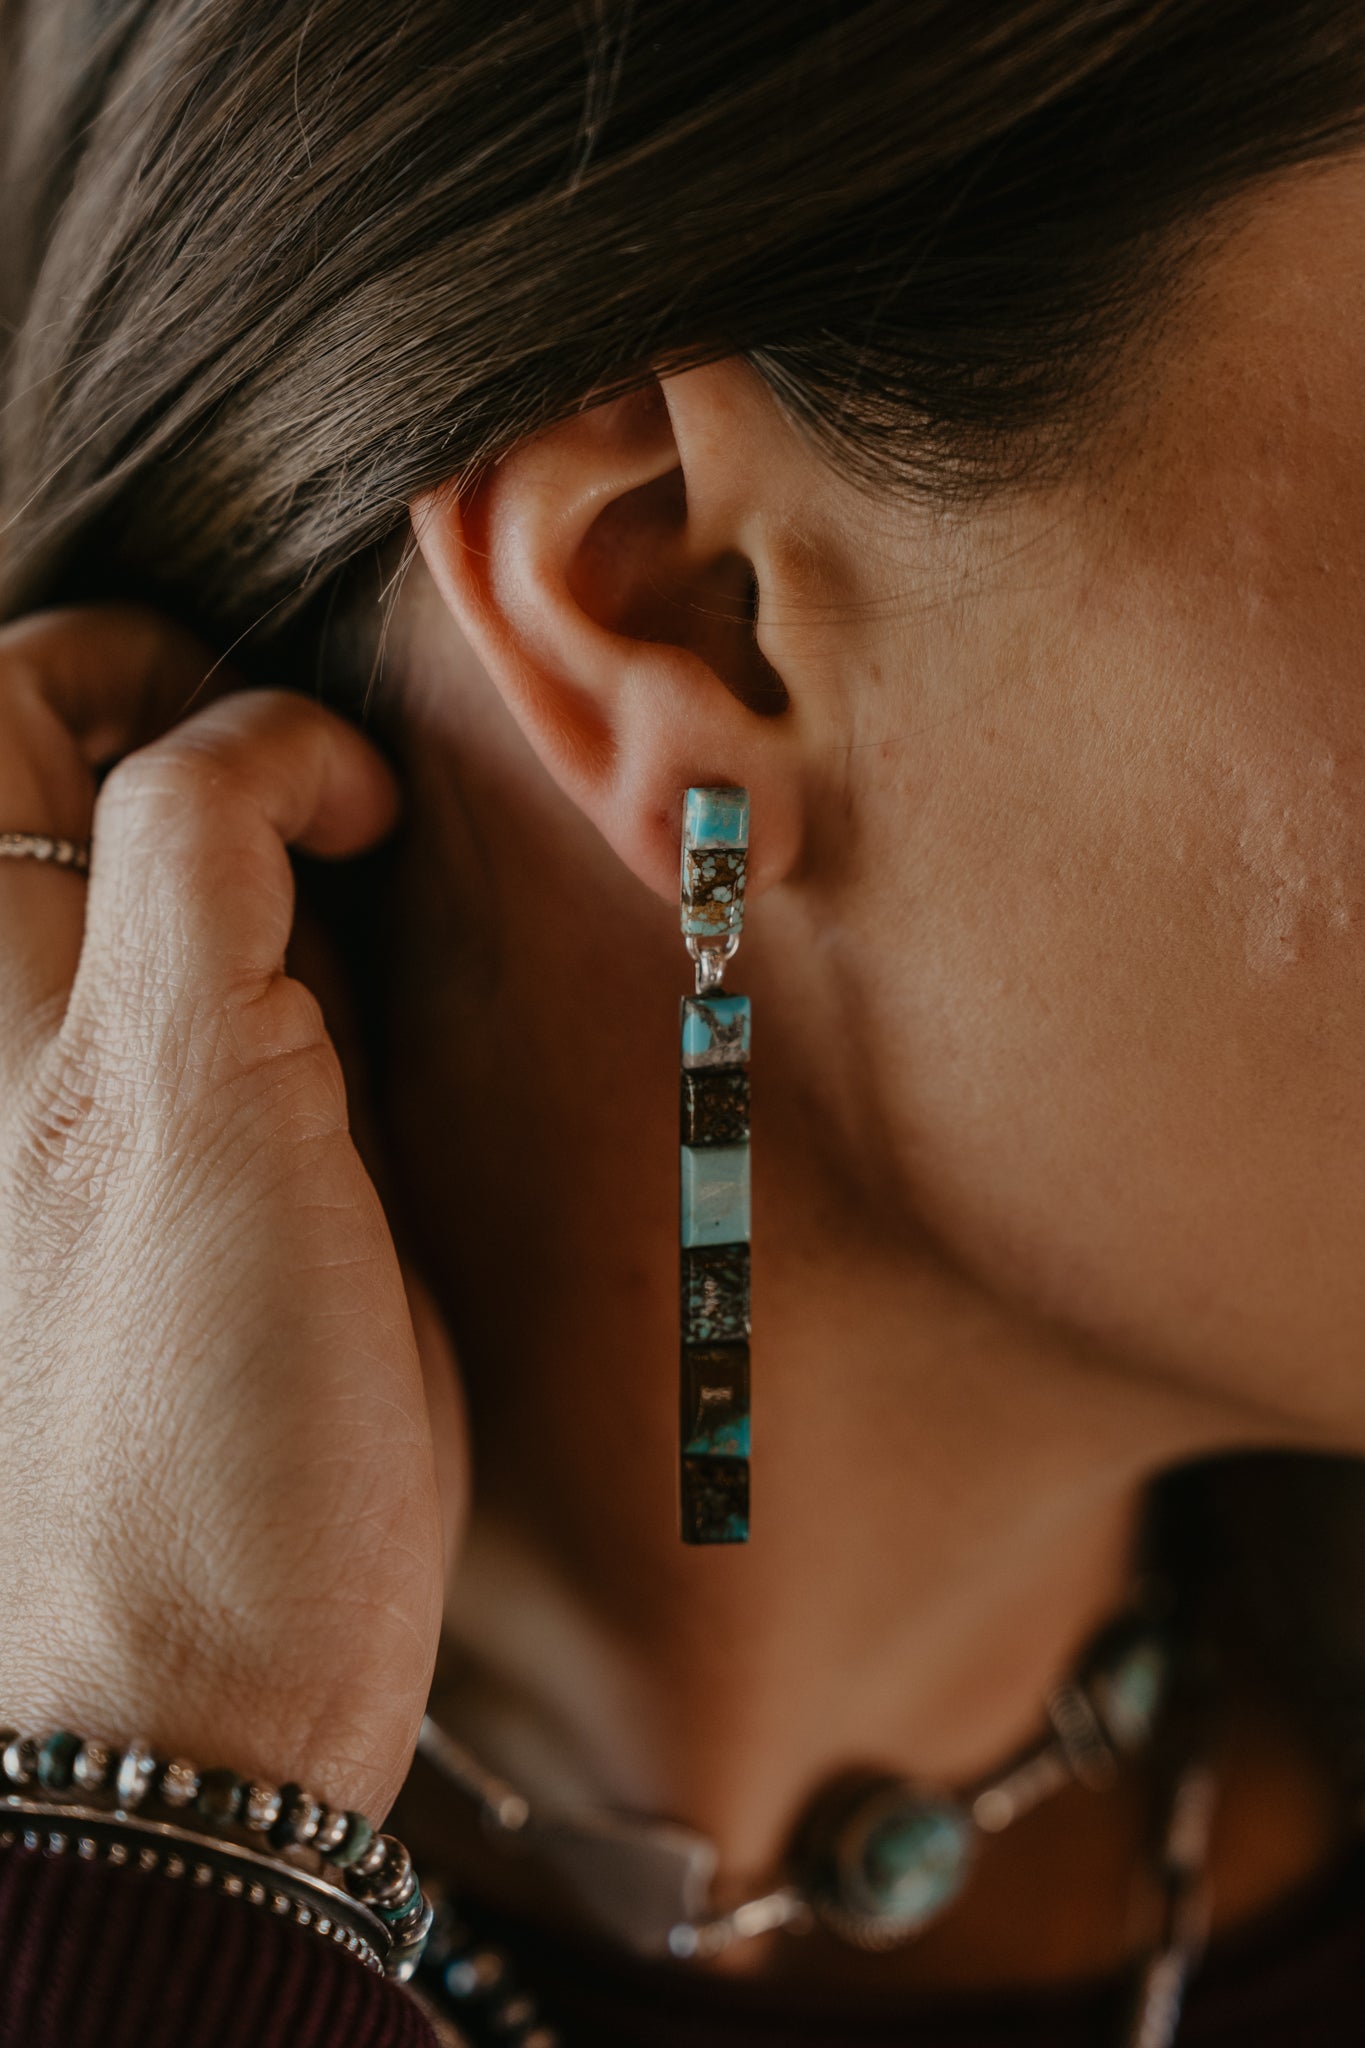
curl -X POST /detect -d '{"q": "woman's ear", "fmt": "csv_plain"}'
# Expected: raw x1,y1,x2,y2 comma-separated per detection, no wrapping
411,360,804,907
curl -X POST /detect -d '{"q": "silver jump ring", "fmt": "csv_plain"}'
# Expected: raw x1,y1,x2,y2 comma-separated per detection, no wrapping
0,832,90,875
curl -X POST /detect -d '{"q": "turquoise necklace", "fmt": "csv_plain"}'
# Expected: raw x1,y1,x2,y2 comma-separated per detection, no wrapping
412,1754,1214,2048
415,1612,1203,2044
789,1613,1170,1953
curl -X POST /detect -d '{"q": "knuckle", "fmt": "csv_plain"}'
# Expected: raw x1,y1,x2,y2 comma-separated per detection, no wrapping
93,712,303,881
257,975,328,1055
94,737,273,911
217,973,348,1103
99,736,232,825
240,1026,350,1137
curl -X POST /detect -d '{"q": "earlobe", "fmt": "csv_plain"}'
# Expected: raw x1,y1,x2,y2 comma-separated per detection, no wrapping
410,367,803,908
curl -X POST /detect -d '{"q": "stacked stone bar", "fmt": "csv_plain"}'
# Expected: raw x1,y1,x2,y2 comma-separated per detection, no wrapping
679,788,751,1546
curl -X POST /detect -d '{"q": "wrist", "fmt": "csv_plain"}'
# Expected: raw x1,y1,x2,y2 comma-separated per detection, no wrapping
0,1476,437,1819
0,1648,411,1823
1,1718,434,1981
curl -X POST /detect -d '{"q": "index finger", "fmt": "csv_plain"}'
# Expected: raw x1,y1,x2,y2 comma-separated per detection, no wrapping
0,607,226,1072
0,605,226,770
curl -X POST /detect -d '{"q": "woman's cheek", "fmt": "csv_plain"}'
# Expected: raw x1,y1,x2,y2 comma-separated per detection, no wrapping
836,573,1365,1436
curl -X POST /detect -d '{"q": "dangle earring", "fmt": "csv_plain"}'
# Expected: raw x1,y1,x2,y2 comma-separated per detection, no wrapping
678,787,752,1546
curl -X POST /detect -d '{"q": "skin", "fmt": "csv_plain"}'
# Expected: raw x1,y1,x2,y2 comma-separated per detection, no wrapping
0,614,455,1821
3,152,1364,1994
394,153,1365,1976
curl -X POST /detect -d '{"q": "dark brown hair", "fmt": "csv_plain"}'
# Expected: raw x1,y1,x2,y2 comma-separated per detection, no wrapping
4,0,1365,1766
2,0,1365,642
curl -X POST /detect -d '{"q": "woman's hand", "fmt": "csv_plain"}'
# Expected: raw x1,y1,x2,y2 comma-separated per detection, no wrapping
0,607,459,1820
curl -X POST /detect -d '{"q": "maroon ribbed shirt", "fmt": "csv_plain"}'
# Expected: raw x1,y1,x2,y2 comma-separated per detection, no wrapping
5,1835,1365,2045
0,1842,435,2047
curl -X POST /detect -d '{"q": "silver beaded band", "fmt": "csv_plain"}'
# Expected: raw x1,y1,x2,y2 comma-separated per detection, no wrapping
0,1724,432,1981
0,1800,388,1974
0,831,91,874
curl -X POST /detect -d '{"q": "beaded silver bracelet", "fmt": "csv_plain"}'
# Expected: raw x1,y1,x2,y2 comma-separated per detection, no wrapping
0,1725,432,1981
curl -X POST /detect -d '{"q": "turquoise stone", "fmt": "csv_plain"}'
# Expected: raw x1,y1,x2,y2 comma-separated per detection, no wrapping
681,1143,750,1248
685,851,746,904
682,1343,751,1457
36,1730,80,1792
682,1245,750,1343
375,1880,422,1925
681,994,750,1070
691,1410,751,1457
684,786,749,850
1095,1635,1166,1751
331,1811,374,1868
856,1797,975,1930
682,847,748,941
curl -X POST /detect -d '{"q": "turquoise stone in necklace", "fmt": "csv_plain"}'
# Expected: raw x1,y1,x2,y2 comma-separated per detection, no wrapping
857,1794,976,1928
803,1779,977,1949
1092,1631,1167,1752
795,1618,1173,1951
418,1616,1175,1967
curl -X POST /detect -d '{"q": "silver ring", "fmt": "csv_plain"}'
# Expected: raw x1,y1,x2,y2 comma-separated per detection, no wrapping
0,832,90,875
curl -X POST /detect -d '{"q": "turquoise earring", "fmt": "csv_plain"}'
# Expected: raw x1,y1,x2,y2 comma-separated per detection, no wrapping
678,787,751,1545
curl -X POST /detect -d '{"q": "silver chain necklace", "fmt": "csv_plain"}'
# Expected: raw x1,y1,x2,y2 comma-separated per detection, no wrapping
412,1619,1216,2048
411,1762,1215,2048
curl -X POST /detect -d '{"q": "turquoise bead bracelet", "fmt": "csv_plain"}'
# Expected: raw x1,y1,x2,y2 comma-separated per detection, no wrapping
0,1723,430,1978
